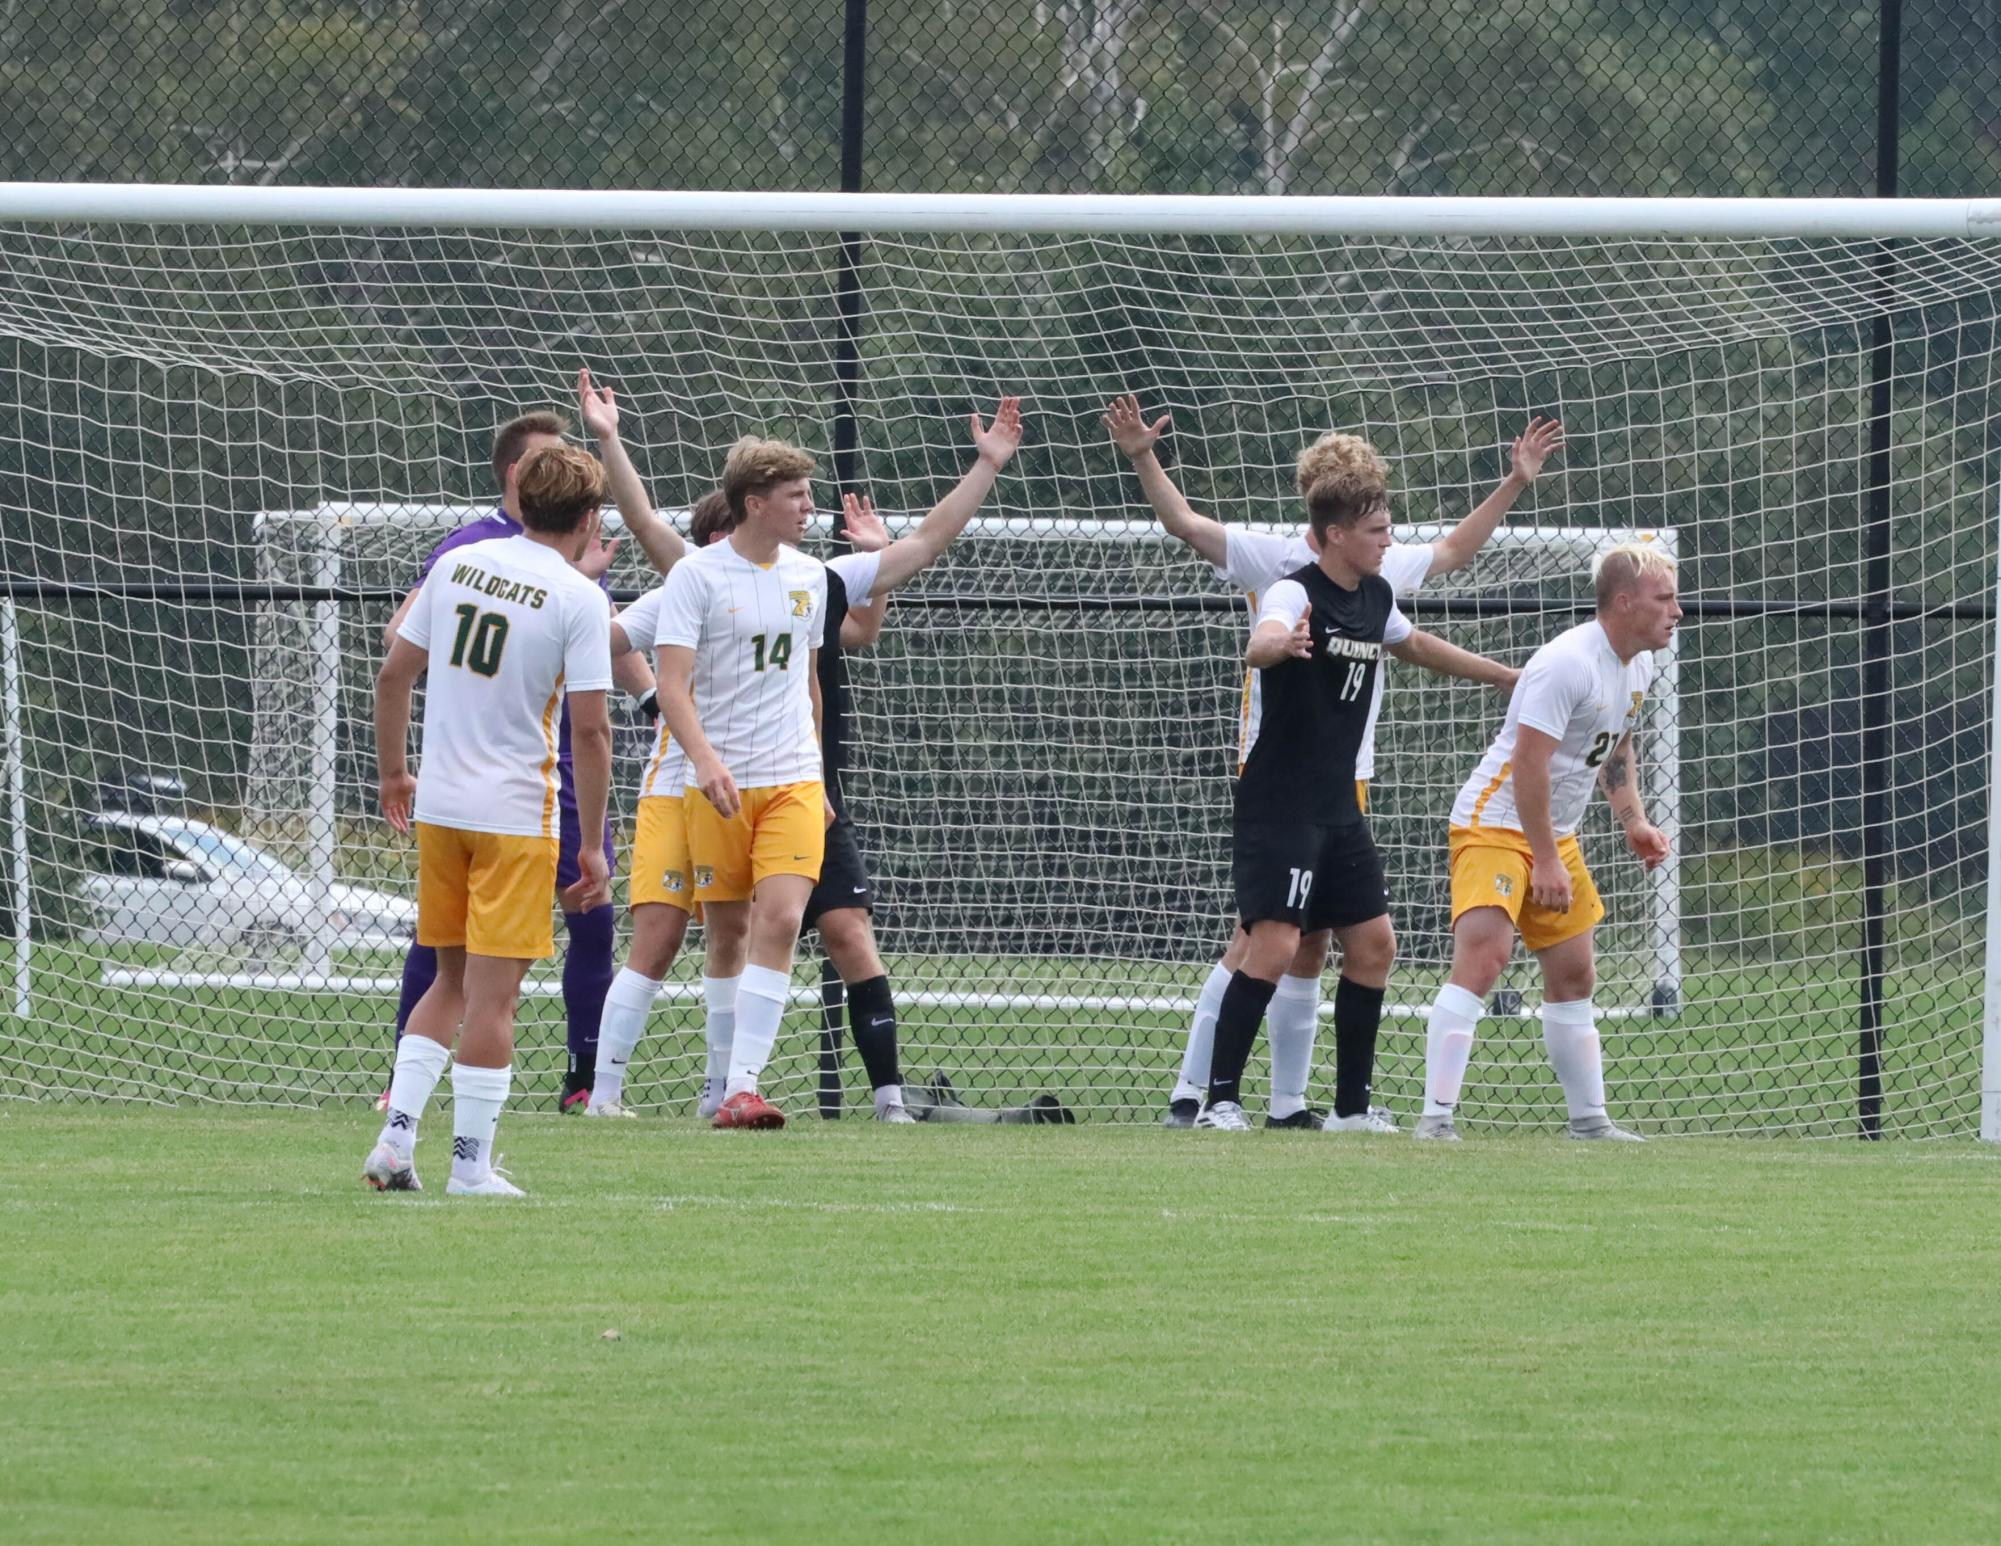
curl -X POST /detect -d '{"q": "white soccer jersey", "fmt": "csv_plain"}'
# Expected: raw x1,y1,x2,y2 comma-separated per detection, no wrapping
826,549,883,608
616,585,686,799
656,539,827,788
1449,618,1655,839
399,535,613,838
1217,527,1434,779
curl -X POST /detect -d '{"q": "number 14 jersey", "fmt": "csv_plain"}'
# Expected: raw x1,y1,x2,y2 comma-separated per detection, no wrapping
656,538,827,789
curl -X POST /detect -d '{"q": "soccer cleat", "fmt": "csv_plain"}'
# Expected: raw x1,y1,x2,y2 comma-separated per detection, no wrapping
584,1097,638,1119
1265,1106,1328,1130
1193,1100,1253,1131
1413,1113,1462,1142
713,1090,786,1130
875,1102,918,1125
1568,1116,1645,1142
1323,1107,1400,1134
559,1079,592,1116
697,1079,726,1120
1162,1098,1201,1129
362,1141,421,1192
446,1169,527,1197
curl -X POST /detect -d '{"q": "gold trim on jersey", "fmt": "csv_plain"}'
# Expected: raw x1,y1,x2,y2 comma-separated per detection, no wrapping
537,678,563,838
1468,760,1511,827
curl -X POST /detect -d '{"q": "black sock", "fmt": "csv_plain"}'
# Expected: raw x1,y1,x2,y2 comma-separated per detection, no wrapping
845,974,901,1091
1206,972,1277,1107
1333,976,1387,1118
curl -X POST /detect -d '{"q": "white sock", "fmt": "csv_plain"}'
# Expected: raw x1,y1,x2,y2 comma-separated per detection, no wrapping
591,968,661,1106
1267,973,1321,1119
873,1083,904,1113
724,964,791,1097
1423,983,1483,1116
1541,997,1606,1122
1173,962,1233,1102
378,1034,451,1158
702,974,739,1101
450,1063,512,1184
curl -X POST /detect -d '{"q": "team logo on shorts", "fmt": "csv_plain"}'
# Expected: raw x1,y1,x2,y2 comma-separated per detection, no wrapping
695,865,715,888
789,590,813,617
664,869,684,893
1494,875,1514,898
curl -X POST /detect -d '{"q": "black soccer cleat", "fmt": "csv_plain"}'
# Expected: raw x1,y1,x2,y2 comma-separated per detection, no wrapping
559,1071,593,1115
1162,1098,1200,1129
1264,1107,1328,1130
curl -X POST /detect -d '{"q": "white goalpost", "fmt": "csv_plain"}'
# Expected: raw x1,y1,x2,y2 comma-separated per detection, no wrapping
0,186,1991,1135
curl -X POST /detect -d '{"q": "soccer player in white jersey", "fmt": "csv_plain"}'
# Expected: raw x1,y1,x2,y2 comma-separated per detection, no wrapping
363,445,615,1195
1104,394,1564,1129
589,402,1025,1121
654,438,829,1129
1415,542,1680,1141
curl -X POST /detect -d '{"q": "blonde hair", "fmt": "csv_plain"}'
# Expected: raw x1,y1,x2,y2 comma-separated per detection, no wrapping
514,444,605,534
1592,540,1678,610
1296,432,1389,498
1304,466,1390,542
721,436,817,520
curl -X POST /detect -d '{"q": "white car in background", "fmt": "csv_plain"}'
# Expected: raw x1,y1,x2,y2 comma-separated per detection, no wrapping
81,812,415,955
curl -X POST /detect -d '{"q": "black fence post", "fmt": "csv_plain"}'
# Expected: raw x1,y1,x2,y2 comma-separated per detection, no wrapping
1859,0,1902,1140
819,0,869,1119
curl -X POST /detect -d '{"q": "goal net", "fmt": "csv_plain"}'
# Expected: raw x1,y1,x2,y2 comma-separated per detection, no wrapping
0,189,1993,1138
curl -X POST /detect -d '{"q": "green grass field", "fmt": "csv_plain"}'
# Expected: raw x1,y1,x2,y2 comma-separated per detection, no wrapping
4,1109,1999,1544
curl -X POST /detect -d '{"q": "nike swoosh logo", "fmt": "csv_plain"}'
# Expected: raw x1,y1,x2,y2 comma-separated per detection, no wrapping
851,885,866,893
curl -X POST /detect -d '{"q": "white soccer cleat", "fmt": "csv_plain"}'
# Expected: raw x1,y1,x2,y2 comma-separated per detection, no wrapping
584,1097,638,1119
446,1169,527,1197
362,1141,421,1192
1323,1106,1399,1134
697,1080,725,1120
875,1103,918,1124
1568,1116,1645,1142
1413,1113,1462,1142
1194,1100,1253,1131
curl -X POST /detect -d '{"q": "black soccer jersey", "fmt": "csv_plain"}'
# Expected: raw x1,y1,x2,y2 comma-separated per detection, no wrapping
1235,563,1409,827
818,563,854,816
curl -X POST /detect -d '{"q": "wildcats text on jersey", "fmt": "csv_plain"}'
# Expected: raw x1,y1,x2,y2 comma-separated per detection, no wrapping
448,559,550,610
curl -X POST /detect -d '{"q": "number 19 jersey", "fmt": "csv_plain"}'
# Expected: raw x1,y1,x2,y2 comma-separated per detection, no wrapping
656,538,827,789
398,534,613,838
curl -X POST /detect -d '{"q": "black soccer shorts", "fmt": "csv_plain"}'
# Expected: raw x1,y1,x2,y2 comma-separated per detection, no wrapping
1232,816,1390,933
803,812,874,931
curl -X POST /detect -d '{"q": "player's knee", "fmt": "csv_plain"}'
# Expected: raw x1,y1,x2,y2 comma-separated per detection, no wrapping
1346,920,1395,980
1291,929,1332,977
1220,926,1251,972
1545,956,1595,1001
626,906,687,978
820,910,880,978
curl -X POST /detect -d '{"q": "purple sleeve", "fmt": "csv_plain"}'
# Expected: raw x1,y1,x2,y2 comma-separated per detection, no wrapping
417,512,516,581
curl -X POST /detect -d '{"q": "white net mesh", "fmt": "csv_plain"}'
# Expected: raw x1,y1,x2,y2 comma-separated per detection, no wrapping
0,212,1992,1134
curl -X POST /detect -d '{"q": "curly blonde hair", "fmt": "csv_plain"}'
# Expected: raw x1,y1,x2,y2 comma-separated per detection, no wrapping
1295,431,1389,499
721,436,817,520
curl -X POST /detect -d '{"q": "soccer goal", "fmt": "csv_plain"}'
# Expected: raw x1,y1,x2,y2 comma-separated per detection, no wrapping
0,186,1992,1137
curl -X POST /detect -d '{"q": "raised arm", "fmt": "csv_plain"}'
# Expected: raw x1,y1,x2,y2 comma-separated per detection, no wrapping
863,397,1023,595
1103,394,1230,570
1427,417,1565,578
1386,629,1519,694
834,490,891,650
578,367,687,577
1599,732,1669,870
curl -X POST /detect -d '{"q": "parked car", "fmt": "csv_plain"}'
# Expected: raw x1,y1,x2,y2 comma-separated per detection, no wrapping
81,811,415,954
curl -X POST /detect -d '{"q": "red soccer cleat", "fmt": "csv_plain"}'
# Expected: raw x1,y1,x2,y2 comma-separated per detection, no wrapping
712,1090,786,1130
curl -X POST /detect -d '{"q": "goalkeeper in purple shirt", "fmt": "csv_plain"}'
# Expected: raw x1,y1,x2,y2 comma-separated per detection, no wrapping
377,372,685,1111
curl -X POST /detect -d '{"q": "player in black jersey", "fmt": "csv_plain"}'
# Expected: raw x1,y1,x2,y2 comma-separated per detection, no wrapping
1199,462,1519,1130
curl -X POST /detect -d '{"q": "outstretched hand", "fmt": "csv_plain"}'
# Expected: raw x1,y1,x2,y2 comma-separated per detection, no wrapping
577,367,619,441
1510,416,1565,484
574,530,622,580
841,491,889,553
1102,393,1169,459
971,396,1024,470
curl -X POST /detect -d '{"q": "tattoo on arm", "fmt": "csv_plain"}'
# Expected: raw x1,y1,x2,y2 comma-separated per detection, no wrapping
1602,751,1631,793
